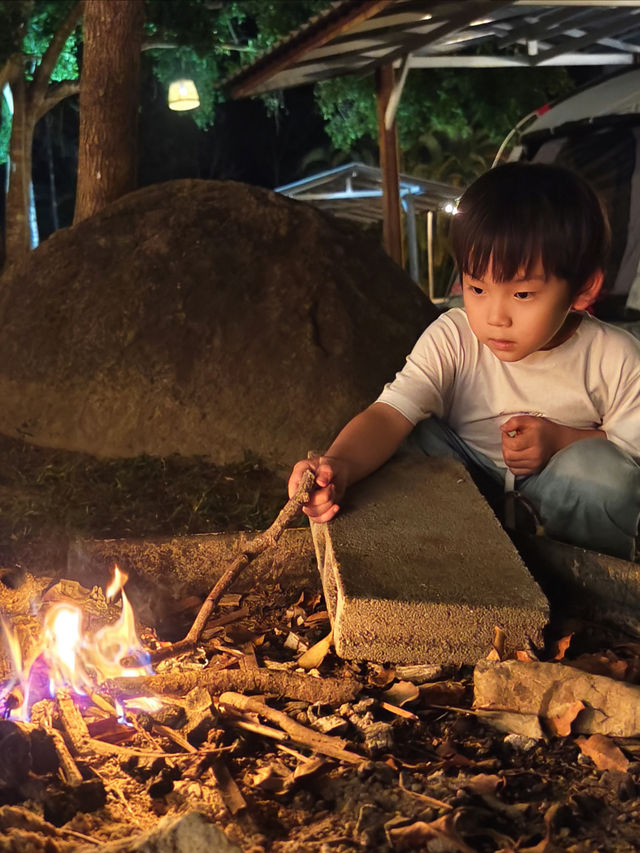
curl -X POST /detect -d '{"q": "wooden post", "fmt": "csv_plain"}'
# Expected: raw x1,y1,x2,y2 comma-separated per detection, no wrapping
375,62,403,267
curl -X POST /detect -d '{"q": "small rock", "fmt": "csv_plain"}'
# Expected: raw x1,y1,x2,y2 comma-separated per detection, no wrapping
310,715,349,736
94,810,242,852
504,733,537,752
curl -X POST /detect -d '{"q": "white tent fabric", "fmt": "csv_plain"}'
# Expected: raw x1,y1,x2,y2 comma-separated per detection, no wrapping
525,68,640,133
519,69,640,314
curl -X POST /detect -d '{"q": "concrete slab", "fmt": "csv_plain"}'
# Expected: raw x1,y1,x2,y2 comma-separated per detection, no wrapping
311,453,549,664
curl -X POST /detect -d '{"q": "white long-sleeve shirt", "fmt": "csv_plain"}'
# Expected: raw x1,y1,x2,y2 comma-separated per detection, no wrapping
377,308,640,470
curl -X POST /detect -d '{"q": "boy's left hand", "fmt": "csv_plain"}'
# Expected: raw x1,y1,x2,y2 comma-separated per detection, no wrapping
500,415,566,476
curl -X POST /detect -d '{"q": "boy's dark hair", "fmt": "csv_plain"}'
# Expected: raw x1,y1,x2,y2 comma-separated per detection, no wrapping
451,162,611,297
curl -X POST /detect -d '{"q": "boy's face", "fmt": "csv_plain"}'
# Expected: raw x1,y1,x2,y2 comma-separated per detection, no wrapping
462,261,577,362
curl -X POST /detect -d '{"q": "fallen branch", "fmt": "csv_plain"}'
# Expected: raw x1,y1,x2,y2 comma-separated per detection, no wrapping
143,469,315,666
104,667,361,706
218,692,363,765
182,468,316,646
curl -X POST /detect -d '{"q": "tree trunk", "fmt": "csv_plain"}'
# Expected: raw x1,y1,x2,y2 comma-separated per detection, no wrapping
74,0,144,224
4,77,33,264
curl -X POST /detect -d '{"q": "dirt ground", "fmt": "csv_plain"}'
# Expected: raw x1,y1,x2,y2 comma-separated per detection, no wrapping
2,435,640,852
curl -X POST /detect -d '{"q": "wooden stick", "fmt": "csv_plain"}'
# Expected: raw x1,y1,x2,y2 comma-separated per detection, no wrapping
218,692,363,765
48,729,84,786
183,468,316,645
56,689,92,755
104,667,361,706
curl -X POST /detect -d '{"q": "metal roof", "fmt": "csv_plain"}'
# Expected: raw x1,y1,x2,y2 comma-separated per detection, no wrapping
228,1,640,99
276,162,461,223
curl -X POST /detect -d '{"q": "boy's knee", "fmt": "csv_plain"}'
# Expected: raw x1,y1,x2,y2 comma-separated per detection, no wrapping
546,438,640,496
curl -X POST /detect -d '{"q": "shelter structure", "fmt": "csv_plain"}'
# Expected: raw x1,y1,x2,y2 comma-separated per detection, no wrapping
227,0,640,270
276,162,460,295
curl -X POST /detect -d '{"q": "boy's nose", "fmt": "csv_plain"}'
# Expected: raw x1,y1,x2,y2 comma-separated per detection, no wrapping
487,299,511,326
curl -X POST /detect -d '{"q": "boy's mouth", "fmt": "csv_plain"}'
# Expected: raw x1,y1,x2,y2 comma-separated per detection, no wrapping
488,338,517,351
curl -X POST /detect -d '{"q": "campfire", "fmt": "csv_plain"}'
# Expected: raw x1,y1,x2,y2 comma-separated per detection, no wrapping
2,470,640,851
1,566,154,722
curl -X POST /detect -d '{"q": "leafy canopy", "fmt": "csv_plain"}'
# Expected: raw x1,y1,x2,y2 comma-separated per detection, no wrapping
145,0,329,129
0,0,80,163
315,66,574,183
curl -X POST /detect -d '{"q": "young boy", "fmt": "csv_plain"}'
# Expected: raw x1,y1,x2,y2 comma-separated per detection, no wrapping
288,163,640,561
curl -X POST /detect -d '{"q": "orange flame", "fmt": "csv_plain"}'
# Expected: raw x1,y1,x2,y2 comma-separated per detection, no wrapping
1,565,154,719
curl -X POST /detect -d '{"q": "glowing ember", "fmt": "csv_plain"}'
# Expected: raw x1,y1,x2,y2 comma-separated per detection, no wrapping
0,565,154,720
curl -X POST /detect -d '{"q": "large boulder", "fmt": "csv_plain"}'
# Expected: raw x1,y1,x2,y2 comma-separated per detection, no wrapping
0,180,437,467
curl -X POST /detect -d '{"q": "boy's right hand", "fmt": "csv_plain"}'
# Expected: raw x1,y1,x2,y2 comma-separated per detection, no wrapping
288,456,347,523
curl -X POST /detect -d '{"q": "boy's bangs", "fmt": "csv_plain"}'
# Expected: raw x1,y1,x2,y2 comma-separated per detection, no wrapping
461,223,548,284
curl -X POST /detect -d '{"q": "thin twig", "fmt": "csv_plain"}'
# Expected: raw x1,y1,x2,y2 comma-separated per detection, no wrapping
217,692,363,765
183,468,316,645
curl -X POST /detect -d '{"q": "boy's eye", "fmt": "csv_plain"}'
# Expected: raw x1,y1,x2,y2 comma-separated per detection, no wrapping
468,285,484,295
514,291,533,300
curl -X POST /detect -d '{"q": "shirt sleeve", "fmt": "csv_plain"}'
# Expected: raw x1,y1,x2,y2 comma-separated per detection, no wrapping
600,330,640,460
376,311,463,424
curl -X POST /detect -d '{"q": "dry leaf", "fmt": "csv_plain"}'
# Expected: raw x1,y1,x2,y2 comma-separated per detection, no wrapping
546,700,585,737
465,773,503,795
369,663,396,688
250,765,287,792
492,625,506,660
516,649,537,662
569,652,628,682
436,738,473,768
551,633,573,661
296,629,333,670
388,812,476,853
304,609,330,626
292,757,329,784
419,680,466,707
575,733,630,772
383,680,420,707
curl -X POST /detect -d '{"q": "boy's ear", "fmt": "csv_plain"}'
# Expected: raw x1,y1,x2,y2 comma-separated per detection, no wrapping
572,270,604,311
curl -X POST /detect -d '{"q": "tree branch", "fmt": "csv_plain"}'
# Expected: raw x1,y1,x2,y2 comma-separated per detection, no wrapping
0,55,24,93
31,0,83,100
35,79,80,122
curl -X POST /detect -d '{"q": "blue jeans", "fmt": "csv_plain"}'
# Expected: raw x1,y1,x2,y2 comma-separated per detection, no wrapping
408,417,640,561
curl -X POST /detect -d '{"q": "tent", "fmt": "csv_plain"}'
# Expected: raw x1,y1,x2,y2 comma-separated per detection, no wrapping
514,68,640,317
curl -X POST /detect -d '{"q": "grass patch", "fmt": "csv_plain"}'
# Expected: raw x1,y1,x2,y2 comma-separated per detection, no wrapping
0,435,287,544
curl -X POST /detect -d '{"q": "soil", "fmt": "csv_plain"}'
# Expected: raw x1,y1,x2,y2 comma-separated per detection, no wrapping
2,436,640,852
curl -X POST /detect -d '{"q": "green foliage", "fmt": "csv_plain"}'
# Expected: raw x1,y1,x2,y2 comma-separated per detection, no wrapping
0,92,11,165
316,66,575,184
21,0,79,81
0,0,79,164
0,0,79,77
315,75,378,152
144,0,331,128
230,0,330,51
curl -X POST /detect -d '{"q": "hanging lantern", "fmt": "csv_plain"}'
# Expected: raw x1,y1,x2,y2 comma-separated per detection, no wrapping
168,79,200,111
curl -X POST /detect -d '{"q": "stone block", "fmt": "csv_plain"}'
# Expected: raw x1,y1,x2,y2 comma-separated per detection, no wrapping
311,453,548,664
